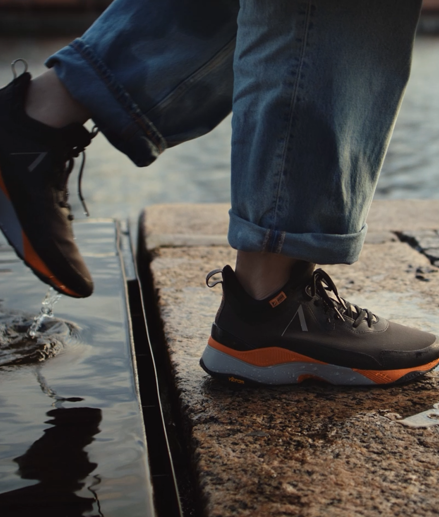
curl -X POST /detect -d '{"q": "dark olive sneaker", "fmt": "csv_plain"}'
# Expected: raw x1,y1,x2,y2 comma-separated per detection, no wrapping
0,67,95,297
200,264,439,386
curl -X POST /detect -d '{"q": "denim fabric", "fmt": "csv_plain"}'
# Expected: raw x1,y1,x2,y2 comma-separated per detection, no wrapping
46,0,422,264
46,0,238,166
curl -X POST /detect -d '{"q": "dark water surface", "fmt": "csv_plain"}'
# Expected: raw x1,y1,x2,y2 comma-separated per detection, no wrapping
0,223,153,517
0,35,438,222
377,36,439,199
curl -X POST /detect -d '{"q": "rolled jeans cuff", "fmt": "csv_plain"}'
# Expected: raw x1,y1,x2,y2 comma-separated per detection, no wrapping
46,40,166,167
227,211,368,265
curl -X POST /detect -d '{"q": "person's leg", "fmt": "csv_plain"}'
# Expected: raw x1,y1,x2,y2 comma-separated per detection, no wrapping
28,0,239,140
0,0,238,296
230,0,423,287
235,251,309,300
25,69,90,128
46,0,239,166
200,0,439,386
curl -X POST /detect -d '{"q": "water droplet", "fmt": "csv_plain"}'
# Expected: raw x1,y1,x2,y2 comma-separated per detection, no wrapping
28,288,62,338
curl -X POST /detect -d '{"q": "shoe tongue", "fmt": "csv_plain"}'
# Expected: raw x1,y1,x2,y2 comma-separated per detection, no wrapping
59,124,92,149
271,261,315,300
288,261,315,289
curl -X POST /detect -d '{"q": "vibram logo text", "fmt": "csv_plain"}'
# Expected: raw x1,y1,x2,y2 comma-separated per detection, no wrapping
228,376,245,384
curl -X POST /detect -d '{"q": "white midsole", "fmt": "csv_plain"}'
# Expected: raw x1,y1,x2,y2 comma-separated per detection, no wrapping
201,344,376,386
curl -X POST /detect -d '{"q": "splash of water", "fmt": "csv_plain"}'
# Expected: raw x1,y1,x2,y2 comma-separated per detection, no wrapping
0,289,79,367
28,288,62,338
0,309,78,367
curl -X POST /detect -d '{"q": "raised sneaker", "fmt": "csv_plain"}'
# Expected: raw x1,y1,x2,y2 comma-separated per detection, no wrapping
200,264,439,386
0,65,95,297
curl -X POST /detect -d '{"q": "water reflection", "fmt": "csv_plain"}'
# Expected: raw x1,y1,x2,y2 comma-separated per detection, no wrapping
0,223,154,517
0,407,103,517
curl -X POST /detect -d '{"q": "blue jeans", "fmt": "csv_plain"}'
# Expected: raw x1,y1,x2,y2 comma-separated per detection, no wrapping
46,0,422,264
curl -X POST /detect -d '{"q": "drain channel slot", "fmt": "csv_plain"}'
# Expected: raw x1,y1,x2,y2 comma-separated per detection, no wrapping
119,221,183,517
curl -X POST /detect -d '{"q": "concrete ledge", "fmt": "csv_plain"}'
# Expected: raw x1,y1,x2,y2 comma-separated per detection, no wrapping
139,201,439,516
366,200,439,232
142,200,439,251
142,204,229,241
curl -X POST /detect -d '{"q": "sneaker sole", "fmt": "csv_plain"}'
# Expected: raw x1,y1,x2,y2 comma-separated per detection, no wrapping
0,168,84,298
200,338,439,386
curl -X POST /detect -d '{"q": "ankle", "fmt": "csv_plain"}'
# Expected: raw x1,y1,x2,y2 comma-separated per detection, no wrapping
235,251,314,300
25,69,90,128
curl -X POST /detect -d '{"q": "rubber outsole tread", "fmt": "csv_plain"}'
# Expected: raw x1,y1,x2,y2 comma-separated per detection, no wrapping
200,351,439,387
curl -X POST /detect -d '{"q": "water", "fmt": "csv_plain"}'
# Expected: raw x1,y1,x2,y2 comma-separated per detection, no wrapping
27,288,62,338
0,305,76,366
0,222,154,517
0,35,438,222
0,281,68,368
376,36,439,199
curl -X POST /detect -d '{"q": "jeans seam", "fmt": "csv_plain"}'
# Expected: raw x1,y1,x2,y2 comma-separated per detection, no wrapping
275,231,286,254
70,39,167,153
262,230,270,251
146,36,236,117
261,229,286,254
272,0,313,230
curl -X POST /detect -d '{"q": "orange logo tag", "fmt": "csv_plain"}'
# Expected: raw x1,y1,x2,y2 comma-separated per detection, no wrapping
269,291,287,308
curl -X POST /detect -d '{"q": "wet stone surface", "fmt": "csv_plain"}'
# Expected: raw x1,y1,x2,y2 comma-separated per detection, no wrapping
192,378,439,517
143,203,439,517
399,229,439,267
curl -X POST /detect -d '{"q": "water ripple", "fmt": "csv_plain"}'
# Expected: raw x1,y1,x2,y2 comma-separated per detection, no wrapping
0,308,79,366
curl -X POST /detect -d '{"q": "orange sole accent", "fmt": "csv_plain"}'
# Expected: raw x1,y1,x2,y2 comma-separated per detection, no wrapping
0,167,11,200
353,358,439,384
208,336,327,367
208,337,439,384
22,231,80,298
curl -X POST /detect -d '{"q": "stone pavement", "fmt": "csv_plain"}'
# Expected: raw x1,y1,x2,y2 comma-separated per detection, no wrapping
139,200,439,517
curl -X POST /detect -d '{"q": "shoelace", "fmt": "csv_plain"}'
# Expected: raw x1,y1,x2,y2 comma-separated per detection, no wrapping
58,126,99,219
307,269,375,328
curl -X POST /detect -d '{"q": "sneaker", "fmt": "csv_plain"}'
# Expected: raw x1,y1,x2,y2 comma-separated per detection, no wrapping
200,264,439,386
0,65,95,297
